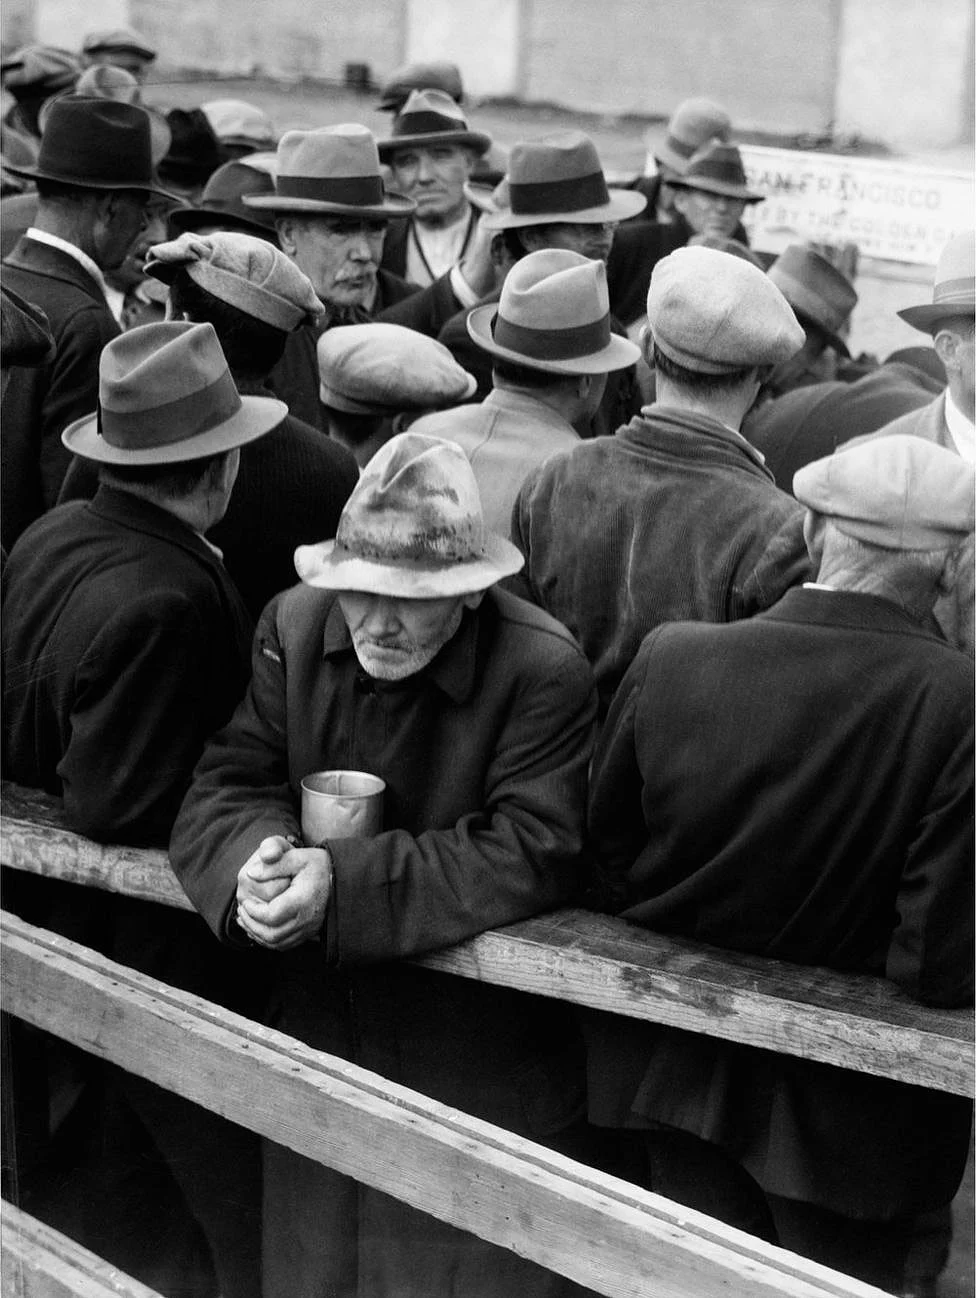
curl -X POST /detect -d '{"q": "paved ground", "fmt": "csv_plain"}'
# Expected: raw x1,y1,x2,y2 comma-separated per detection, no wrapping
146,73,974,1297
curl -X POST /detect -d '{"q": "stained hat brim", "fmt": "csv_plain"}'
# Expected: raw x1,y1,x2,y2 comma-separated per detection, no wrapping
670,176,764,203
242,192,416,217
61,394,288,465
378,129,492,160
466,303,640,375
897,301,976,332
2,160,180,203
295,532,525,599
481,187,646,229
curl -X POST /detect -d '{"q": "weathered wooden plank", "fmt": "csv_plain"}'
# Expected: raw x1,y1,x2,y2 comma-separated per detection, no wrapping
416,910,975,1097
1,912,890,1298
1,1202,164,1298
3,782,972,1096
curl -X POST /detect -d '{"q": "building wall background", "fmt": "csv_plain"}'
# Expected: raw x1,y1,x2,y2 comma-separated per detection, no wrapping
5,0,974,151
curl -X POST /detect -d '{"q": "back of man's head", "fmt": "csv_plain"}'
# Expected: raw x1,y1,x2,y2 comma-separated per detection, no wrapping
794,435,975,615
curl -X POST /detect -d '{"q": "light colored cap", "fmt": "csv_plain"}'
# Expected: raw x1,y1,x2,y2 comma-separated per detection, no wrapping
648,245,799,376
794,434,975,550
317,323,476,414
897,229,975,332
467,248,640,375
144,231,323,332
294,432,525,598
654,97,732,174
647,245,804,374
202,99,276,150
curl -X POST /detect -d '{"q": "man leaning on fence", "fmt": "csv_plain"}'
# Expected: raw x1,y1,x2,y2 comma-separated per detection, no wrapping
2,320,288,1298
170,431,599,1298
585,434,975,1297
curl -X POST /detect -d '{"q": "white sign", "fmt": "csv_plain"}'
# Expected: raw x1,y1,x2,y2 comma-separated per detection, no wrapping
739,145,974,267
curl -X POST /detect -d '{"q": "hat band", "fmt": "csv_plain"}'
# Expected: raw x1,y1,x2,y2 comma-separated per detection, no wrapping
392,109,467,137
98,368,242,449
493,310,611,360
664,133,697,161
508,169,610,215
275,174,385,205
933,276,976,305
683,162,747,188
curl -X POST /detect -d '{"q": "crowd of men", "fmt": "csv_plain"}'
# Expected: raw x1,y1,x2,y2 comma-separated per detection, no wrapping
1,27,973,1298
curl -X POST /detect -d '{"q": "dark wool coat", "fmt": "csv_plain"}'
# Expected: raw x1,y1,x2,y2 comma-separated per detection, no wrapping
586,588,974,1219
512,406,811,715
1,236,120,551
268,269,417,431
742,360,944,492
169,584,597,1296
58,401,360,624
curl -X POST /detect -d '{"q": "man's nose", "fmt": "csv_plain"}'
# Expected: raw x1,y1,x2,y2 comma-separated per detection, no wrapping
347,227,375,260
416,155,436,182
362,598,400,636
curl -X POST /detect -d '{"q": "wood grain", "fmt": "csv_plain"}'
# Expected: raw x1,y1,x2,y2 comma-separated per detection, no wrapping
1,1202,164,1298
2,912,891,1298
3,781,972,1096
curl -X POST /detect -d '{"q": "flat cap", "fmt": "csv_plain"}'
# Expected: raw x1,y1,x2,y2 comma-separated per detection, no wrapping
794,434,975,551
647,245,804,374
1,45,81,100
82,28,156,61
201,99,276,150
144,231,323,332
318,323,476,414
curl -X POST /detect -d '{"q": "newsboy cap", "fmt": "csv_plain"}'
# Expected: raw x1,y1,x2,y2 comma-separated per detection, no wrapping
145,231,323,332
317,323,476,414
1,45,81,100
794,434,975,551
647,245,804,374
295,432,524,598
82,28,156,62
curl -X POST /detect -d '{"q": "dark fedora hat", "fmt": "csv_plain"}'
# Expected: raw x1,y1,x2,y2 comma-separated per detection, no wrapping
4,96,175,199
670,140,763,204
378,89,491,160
767,244,857,356
168,155,280,240
482,131,646,230
244,123,415,218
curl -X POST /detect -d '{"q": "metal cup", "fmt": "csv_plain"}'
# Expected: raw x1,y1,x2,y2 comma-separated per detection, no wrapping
300,770,385,844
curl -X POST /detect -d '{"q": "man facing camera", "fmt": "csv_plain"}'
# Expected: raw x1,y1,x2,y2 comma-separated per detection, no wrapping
170,432,598,1298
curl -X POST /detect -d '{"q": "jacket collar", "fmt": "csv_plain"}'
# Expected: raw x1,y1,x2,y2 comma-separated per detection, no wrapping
762,585,945,642
483,386,578,435
87,485,228,575
624,403,772,475
321,591,483,703
4,233,108,305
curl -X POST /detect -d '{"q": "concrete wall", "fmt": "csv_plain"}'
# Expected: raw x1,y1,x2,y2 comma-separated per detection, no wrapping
834,0,975,149
520,0,839,132
3,0,973,151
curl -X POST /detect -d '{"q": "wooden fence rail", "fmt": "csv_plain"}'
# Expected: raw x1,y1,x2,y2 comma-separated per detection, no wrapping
1,911,891,1298
2,782,972,1098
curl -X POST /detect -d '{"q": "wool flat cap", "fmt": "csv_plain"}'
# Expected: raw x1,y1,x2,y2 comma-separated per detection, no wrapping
145,231,322,331
1,45,82,100
317,322,476,414
794,434,975,550
647,245,804,374
82,28,156,61
202,99,276,151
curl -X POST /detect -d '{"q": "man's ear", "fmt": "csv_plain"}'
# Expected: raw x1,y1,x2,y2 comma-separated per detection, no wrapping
276,217,297,257
462,590,486,611
932,326,961,378
802,510,826,567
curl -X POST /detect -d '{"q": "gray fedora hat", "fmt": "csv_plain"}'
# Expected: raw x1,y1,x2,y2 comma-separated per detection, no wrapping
482,132,646,230
244,123,415,218
467,249,640,375
670,141,763,203
897,229,975,332
62,320,286,464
